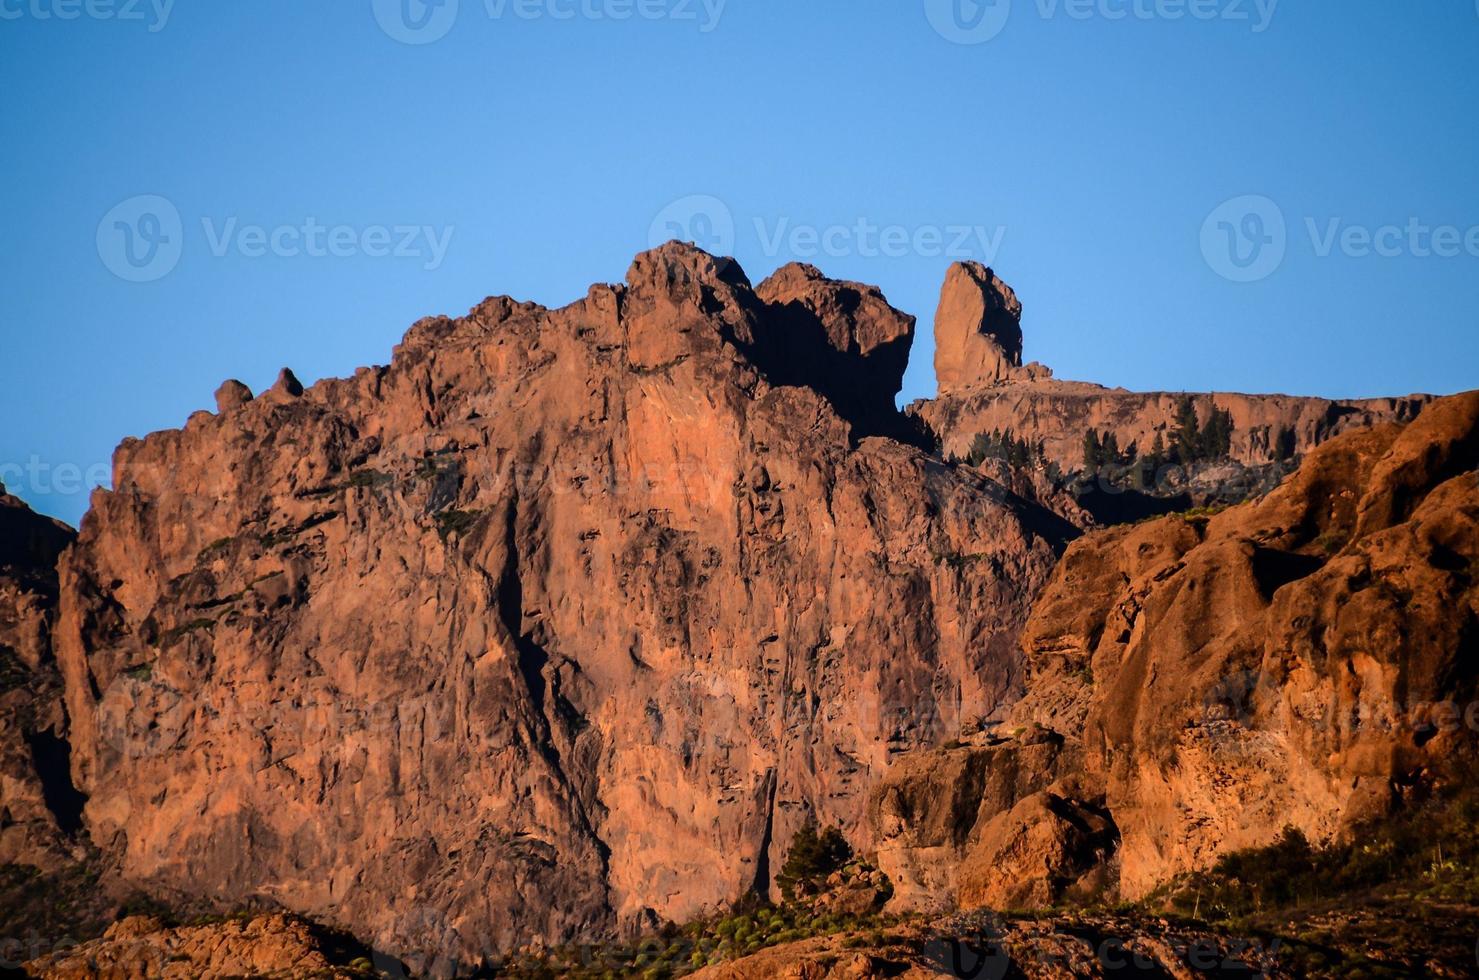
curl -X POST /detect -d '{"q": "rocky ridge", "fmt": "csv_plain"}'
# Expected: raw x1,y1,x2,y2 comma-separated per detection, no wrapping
874,390,1479,913
48,244,1072,970
915,261,1431,472
2,245,1467,977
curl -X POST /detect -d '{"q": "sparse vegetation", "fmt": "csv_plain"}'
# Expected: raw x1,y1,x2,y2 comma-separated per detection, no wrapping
196,536,235,562
158,618,216,648
967,428,1049,472
1132,788,1479,975
933,551,986,572
346,469,393,489
1157,790,1479,922
1178,503,1230,528
494,825,898,978
775,820,852,903
435,509,484,540
495,902,904,979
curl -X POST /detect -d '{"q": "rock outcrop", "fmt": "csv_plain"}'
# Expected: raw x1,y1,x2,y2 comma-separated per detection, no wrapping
50,244,1072,970
916,262,1430,472
687,909,1289,979
875,390,1479,907
751,262,917,438
24,913,369,979
931,262,1051,393
0,486,82,871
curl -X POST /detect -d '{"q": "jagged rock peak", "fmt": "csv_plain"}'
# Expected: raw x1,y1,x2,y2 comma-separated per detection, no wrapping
933,261,1033,393
755,262,916,380
214,379,253,413
273,367,304,398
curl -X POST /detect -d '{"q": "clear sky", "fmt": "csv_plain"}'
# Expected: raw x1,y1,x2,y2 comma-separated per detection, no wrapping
3,0,1477,526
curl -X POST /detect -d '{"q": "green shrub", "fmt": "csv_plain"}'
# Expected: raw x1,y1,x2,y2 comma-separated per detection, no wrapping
775,820,852,902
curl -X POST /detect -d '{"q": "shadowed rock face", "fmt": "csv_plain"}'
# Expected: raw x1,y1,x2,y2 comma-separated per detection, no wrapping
0,487,81,871
874,391,1479,908
751,262,919,442
51,244,1068,969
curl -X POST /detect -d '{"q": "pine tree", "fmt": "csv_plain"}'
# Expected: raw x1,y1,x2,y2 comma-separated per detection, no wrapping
1201,407,1233,458
1172,396,1201,464
775,819,852,902
1083,430,1102,473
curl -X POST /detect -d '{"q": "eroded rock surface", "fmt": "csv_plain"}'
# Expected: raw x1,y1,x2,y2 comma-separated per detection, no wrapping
916,262,1430,471
689,910,1290,980
0,487,82,871
51,244,1070,968
23,913,367,979
877,391,1479,907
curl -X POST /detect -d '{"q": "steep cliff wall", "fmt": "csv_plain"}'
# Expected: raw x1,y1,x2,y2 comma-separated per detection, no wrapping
875,390,1479,909
51,245,1070,970
0,487,81,872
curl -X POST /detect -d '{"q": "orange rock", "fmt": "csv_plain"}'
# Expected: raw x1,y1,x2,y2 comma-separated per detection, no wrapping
50,244,1069,965
916,264,1429,470
877,391,1479,908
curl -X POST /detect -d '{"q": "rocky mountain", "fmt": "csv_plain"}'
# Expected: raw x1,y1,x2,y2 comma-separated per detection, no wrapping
914,261,1431,473
5,245,1469,977
47,244,1074,972
873,389,1479,914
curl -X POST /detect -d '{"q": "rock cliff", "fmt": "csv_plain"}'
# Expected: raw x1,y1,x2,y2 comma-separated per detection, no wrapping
13,245,1466,975
874,390,1479,909
49,244,1072,970
915,262,1431,472
0,486,82,872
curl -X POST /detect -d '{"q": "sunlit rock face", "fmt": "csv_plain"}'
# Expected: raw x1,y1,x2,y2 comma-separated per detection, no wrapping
52,244,1069,968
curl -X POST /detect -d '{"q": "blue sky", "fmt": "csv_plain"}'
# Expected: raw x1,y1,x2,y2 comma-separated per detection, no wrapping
3,0,1477,526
